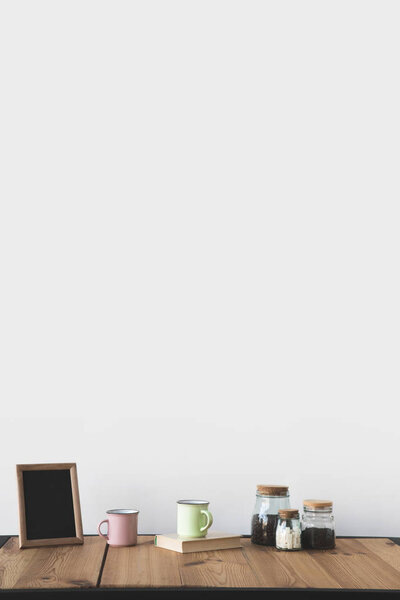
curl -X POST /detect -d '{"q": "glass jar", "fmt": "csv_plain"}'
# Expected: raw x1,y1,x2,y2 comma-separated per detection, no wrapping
276,509,301,551
251,485,290,546
301,499,335,549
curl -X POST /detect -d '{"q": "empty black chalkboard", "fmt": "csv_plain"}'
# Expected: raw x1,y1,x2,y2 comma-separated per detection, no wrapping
17,463,83,548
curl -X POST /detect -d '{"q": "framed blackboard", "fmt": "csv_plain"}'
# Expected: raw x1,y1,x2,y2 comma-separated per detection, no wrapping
16,463,83,548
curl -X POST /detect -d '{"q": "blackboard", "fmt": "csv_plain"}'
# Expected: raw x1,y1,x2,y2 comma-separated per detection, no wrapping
17,463,83,548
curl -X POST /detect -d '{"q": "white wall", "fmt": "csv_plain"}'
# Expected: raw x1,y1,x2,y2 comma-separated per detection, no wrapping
0,0,399,537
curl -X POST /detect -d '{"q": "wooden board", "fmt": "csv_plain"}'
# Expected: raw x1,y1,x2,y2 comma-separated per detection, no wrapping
308,538,400,590
240,538,340,588
2,536,400,590
100,536,182,588
358,538,400,573
101,537,260,588
99,537,400,590
0,536,105,589
178,546,259,588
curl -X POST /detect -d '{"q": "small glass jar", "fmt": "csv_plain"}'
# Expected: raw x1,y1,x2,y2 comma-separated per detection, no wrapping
251,485,290,546
276,509,302,551
301,499,335,549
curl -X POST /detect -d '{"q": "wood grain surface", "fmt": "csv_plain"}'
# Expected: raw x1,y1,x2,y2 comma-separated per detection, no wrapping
0,536,105,589
240,538,340,588
1,536,400,590
101,536,181,588
308,538,400,590
178,545,259,588
100,537,400,590
360,538,400,573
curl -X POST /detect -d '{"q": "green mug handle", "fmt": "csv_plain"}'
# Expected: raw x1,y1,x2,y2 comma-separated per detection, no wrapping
200,509,213,533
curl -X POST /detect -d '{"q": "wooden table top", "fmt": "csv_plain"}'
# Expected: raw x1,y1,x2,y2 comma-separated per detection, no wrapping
1,536,400,592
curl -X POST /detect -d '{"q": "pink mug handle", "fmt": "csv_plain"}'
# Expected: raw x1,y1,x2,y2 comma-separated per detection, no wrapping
97,519,109,540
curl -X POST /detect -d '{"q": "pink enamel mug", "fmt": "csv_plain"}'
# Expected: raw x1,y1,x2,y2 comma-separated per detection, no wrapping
97,509,139,547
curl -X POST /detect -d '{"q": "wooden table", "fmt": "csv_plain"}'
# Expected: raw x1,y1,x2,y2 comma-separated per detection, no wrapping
1,535,400,596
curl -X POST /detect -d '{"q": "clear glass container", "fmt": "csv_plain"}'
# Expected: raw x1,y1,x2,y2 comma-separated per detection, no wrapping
301,499,335,549
251,485,290,546
276,509,301,551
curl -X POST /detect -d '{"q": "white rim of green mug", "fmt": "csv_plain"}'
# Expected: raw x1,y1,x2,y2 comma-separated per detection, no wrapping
177,500,209,505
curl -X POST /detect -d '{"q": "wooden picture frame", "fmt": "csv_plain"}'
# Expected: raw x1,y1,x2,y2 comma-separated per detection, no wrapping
16,463,84,549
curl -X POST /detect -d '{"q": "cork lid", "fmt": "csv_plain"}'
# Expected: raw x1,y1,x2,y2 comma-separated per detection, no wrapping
303,499,333,509
279,509,299,519
257,485,289,496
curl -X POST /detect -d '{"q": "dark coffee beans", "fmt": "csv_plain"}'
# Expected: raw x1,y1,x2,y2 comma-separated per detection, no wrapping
251,514,279,546
301,527,335,549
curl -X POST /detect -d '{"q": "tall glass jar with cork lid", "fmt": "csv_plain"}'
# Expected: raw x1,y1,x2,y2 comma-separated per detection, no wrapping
251,485,290,546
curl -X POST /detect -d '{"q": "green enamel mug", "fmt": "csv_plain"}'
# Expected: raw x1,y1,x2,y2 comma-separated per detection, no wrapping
177,500,213,538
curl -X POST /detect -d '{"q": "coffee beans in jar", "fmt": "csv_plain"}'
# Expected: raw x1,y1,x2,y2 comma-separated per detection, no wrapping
251,485,290,546
301,527,335,549
301,499,335,550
